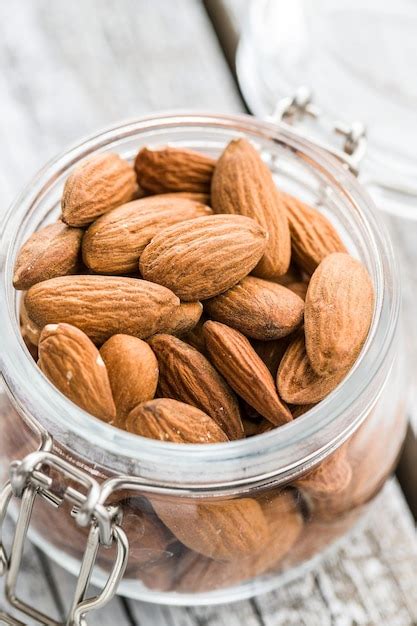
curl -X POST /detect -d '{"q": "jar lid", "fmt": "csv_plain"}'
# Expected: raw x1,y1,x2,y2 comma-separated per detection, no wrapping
237,0,417,219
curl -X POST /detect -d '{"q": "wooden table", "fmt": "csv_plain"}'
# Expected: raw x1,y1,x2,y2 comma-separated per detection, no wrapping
0,2,416,624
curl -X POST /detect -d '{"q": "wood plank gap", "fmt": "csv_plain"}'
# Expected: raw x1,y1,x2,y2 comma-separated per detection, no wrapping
34,546,67,622
120,597,140,626
249,597,267,626
202,0,250,112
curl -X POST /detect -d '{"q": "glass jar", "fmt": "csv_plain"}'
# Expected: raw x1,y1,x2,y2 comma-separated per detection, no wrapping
0,113,406,609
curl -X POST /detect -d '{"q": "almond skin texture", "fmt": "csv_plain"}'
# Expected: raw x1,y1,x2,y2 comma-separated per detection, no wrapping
277,333,346,404
38,323,116,422
100,335,158,423
126,398,228,444
282,192,347,274
203,321,292,426
62,153,137,227
20,299,42,346
152,497,269,562
252,336,292,378
139,214,267,301
156,302,203,337
82,195,212,274
295,446,352,499
25,275,180,345
211,138,291,279
135,146,215,194
13,222,83,290
148,334,244,440
205,277,304,340
305,253,374,376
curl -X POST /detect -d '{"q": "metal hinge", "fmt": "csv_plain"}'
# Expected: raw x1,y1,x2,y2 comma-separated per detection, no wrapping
271,86,367,175
0,448,129,626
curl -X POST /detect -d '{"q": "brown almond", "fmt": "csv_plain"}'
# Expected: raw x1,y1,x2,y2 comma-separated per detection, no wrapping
134,146,215,194
205,276,304,340
183,316,207,354
277,334,346,404
203,321,292,426
82,195,212,274
38,323,116,422
126,398,228,444
211,138,291,279
251,336,292,378
139,214,267,301
282,192,347,274
305,253,374,376
100,335,158,423
20,299,42,346
148,334,244,440
295,446,352,499
152,496,269,562
287,281,308,301
62,153,137,227
157,301,203,337
25,275,180,345
13,222,83,290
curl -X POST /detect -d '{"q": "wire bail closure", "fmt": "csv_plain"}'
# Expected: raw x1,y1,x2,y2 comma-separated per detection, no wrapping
272,86,367,175
0,444,128,625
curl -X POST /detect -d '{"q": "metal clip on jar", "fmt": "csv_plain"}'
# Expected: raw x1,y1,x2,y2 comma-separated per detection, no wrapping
0,112,406,624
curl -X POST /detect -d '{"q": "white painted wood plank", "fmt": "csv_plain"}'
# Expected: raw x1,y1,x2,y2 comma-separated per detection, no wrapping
0,517,61,623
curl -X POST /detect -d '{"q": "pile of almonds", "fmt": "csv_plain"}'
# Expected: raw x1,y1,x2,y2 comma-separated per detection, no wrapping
16,138,374,445
12,137,379,591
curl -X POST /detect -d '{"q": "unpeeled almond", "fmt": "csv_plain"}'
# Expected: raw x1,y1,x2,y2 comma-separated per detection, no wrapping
139,214,268,301
38,323,116,422
135,146,216,194
205,276,304,340
82,194,212,274
25,275,180,344
211,138,291,279
62,153,137,227
125,398,228,444
13,222,83,290
148,334,244,440
100,334,159,423
203,321,293,426
305,253,374,376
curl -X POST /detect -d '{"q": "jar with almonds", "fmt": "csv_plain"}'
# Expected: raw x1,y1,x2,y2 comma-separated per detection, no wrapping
0,113,406,605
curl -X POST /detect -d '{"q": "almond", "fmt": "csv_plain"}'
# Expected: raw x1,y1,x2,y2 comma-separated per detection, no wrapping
295,446,352,499
82,195,212,274
282,192,347,274
100,335,158,423
211,138,291,279
182,316,207,354
174,491,302,591
157,301,203,337
134,146,215,194
20,299,41,346
277,333,346,404
305,253,374,376
203,321,292,426
25,275,180,344
152,496,269,561
62,153,137,227
139,214,267,301
287,281,308,301
148,334,244,440
38,323,116,422
125,398,228,444
205,276,304,340
13,222,83,290
252,336,292,378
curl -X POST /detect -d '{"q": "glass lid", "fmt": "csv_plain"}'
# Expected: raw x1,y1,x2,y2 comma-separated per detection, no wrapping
237,0,417,219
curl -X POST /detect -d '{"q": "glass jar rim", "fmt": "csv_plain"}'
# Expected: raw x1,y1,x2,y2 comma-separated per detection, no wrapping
0,112,399,490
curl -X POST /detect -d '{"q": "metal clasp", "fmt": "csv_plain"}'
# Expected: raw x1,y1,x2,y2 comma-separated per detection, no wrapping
272,86,367,175
0,449,128,626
